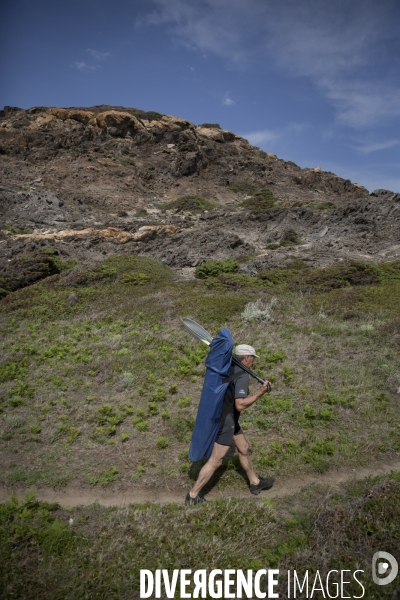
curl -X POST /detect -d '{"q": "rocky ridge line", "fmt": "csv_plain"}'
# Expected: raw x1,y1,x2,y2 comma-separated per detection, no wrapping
0,105,399,280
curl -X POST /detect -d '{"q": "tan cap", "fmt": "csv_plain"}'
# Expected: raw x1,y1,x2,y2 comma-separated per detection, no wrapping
235,344,259,358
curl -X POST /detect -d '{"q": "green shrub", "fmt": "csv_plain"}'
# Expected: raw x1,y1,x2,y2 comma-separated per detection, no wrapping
293,261,382,294
257,265,305,286
151,389,167,402
241,189,274,211
133,419,149,432
263,349,285,364
316,201,337,211
1,223,32,235
129,110,164,121
305,439,335,461
178,396,191,408
280,228,301,247
195,259,240,279
156,437,169,449
88,466,119,486
147,402,159,415
29,423,41,435
144,111,164,121
303,403,334,421
262,397,292,413
198,123,221,129
120,273,151,285
162,195,217,213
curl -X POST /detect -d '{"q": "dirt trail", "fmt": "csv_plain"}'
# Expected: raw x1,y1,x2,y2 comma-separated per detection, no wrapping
1,458,399,508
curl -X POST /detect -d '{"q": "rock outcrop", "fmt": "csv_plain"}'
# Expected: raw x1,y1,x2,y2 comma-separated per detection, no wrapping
0,104,399,286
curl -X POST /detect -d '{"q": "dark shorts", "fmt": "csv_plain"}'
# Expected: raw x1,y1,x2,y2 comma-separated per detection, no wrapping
215,413,243,446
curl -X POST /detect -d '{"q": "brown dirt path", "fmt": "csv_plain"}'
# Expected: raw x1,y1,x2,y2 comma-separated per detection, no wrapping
1,458,399,507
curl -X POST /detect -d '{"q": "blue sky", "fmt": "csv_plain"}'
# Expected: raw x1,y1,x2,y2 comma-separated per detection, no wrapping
1,0,399,192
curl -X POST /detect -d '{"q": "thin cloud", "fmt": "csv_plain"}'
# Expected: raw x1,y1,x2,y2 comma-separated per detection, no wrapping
140,0,400,128
351,139,400,154
87,48,110,60
242,122,308,150
242,129,279,146
73,61,98,71
138,0,255,67
223,97,235,106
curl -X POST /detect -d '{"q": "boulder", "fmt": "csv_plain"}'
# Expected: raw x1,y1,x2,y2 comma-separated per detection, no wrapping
37,115,58,127
96,110,148,139
196,127,225,142
67,110,94,124
160,115,193,132
50,108,69,120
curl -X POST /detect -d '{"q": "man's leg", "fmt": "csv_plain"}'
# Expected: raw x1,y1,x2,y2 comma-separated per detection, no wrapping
233,432,259,485
233,432,275,494
189,442,230,498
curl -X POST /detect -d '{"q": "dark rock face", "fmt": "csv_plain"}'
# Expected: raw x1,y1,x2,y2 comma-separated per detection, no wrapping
371,189,400,202
0,104,399,286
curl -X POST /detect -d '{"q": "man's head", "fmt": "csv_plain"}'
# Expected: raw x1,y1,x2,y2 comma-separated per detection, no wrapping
234,344,259,367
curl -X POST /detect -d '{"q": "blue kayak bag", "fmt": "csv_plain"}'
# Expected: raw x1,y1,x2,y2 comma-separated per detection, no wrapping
188,328,233,462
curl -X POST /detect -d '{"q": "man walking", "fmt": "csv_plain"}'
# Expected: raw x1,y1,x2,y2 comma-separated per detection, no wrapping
185,344,274,505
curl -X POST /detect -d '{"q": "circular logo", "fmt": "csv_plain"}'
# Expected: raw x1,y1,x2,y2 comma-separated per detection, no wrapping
372,552,398,586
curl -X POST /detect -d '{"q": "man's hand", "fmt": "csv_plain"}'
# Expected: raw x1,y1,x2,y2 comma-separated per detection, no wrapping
260,379,272,395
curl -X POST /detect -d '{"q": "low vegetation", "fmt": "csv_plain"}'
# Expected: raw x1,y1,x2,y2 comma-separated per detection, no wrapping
227,184,276,211
0,249,399,596
195,258,240,279
0,252,399,493
1,474,399,598
198,122,221,129
128,109,164,122
160,194,218,213
279,228,301,247
1,223,32,235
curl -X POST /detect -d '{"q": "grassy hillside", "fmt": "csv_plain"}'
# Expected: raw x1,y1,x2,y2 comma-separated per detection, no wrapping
1,253,399,598
1,254,399,491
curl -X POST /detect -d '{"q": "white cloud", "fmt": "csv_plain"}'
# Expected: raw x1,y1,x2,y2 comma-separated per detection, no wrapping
87,48,110,60
242,121,309,152
73,61,98,71
242,128,279,146
73,48,110,72
140,0,400,128
351,139,400,154
223,97,235,106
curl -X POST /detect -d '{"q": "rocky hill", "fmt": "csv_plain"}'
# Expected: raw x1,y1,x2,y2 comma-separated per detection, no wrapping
1,104,400,287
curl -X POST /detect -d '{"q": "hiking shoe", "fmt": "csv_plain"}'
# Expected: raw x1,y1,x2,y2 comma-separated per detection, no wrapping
250,476,275,495
185,492,206,505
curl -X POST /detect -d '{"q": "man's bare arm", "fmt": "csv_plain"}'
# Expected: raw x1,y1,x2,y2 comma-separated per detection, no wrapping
235,380,272,412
